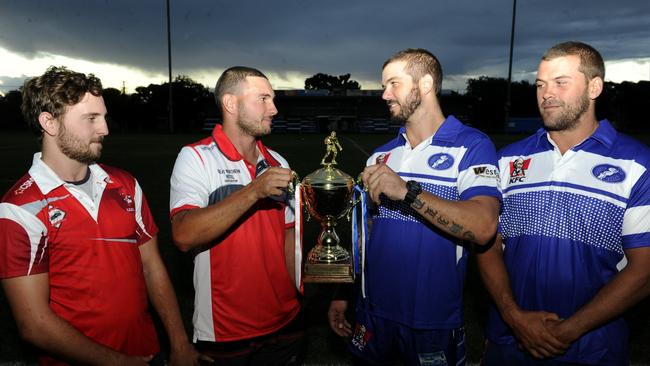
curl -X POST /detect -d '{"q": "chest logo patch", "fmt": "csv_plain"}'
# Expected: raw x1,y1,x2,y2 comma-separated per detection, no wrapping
118,192,136,212
48,206,66,228
375,153,391,164
509,157,531,183
592,164,626,183
427,153,454,170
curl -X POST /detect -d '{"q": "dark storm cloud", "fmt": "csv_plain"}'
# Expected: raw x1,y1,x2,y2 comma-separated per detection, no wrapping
1,0,648,88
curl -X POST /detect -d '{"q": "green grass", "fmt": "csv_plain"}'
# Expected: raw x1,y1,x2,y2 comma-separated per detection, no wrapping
1,131,649,364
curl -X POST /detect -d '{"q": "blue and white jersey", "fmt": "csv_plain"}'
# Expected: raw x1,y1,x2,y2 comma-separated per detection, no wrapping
361,115,500,329
487,120,650,365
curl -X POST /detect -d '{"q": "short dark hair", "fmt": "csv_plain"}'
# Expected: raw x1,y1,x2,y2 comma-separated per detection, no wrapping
542,41,605,81
383,48,443,94
21,66,103,135
214,66,268,113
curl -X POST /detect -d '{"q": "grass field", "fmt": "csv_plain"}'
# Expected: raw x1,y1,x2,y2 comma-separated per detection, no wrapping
1,130,650,364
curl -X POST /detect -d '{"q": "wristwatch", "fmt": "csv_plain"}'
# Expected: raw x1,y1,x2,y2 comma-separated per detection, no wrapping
403,180,422,205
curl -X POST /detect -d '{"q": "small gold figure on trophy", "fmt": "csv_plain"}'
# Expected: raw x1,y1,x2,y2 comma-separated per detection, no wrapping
321,131,343,166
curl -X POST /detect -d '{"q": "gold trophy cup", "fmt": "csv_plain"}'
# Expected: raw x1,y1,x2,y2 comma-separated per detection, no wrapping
300,132,356,283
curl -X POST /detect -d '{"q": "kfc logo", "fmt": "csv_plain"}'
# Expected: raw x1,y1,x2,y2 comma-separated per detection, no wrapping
351,324,373,351
375,153,391,164
509,157,531,183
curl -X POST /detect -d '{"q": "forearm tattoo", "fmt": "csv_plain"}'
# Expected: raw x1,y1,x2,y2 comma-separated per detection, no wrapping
418,202,478,242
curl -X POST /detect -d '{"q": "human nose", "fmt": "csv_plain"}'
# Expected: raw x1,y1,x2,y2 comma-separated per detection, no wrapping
267,100,278,116
382,88,392,101
97,117,109,136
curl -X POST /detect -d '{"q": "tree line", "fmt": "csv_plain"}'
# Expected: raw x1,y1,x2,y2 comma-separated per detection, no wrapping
0,73,647,133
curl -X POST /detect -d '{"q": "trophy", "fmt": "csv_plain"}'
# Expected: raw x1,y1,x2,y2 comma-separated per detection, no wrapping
295,131,361,283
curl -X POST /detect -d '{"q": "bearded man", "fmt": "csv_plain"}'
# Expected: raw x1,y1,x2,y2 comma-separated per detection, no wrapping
477,41,650,366
328,48,501,366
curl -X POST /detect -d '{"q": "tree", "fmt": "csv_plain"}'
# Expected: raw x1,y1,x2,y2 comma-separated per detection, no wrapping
304,73,361,91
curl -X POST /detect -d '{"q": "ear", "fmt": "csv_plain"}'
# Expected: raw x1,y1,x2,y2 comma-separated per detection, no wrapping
588,76,603,100
221,94,238,115
38,112,59,136
419,74,434,95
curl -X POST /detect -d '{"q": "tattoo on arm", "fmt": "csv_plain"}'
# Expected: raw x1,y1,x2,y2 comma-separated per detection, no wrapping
424,207,438,219
412,198,424,209
419,203,477,242
462,231,476,241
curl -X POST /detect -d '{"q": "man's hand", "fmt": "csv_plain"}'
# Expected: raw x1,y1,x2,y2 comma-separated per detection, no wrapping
328,300,352,337
506,309,569,359
361,164,407,204
250,167,293,200
169,341,212,366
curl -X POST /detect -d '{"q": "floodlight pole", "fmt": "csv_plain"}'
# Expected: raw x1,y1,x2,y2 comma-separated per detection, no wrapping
167,0,174,133
505,0,517,128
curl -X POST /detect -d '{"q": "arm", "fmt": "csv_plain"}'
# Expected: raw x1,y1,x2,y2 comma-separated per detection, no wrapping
139,237,202,366
548,246,650,344
285,227,296,287
172,166,293,251
475,235,568,358
2,274,150,366
362,163,499,245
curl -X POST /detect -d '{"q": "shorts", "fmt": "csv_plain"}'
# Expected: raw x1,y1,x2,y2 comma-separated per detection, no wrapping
195,311,305,366
481,341,624,366
349,308,466,366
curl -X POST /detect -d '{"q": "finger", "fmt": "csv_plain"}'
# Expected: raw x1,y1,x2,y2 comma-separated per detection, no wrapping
199,354,215,363
140,355,154,362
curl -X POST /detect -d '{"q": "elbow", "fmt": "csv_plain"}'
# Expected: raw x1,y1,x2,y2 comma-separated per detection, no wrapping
172,230,194,253
472,219,499,246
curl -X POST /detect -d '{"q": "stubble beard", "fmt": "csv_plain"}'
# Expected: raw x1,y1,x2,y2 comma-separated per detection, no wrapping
57,124,103,164
541,89,590,132
237,105,271,138
389,87,421,123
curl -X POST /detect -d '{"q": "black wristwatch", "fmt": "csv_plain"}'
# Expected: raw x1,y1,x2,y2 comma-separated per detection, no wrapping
403,180,422,205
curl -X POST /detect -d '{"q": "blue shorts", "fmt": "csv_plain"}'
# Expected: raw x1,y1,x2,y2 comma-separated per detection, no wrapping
481,341,624,366
348,307,466,366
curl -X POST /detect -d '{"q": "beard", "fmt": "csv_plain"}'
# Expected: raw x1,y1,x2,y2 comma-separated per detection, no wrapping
57,123,103,164
388,87,421,123
237,104,271,138
540,88,590,132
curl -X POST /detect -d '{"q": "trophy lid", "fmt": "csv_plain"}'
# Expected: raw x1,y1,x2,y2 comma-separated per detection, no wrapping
302,165,354,189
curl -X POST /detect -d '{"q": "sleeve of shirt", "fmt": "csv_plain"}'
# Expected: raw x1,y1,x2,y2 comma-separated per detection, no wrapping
0,202,49,278
170,146,211,218
622,168,650,249
134,179,159,245
457,136,502,201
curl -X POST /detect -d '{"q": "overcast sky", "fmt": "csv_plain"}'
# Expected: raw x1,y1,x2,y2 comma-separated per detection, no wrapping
1,0,649,94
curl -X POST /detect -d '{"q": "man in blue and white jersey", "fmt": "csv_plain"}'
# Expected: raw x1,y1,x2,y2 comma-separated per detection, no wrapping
328,48,501,365
478,41,650,366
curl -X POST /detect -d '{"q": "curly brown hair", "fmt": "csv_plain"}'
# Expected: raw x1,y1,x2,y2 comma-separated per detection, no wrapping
21,66,103,135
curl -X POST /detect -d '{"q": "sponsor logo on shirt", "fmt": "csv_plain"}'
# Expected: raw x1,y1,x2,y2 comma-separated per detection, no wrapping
509,157,531,183
217,169,241,174
592,164,626,183
118,192,135,212
473,166,499,178
375,153,391,164
48,206,66,228
418,351,448,365
427,153,454,170
14,177,34,195
351,324,373,351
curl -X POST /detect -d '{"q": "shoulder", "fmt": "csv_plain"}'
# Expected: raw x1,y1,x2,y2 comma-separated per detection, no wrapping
498,133,544,159
2,172,41,205
372,135,403,155
265,147,290,168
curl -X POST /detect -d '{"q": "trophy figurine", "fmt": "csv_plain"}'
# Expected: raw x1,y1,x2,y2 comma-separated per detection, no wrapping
297,131,358,283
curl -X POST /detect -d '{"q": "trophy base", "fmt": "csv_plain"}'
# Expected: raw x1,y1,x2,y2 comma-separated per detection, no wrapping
303,262,354,283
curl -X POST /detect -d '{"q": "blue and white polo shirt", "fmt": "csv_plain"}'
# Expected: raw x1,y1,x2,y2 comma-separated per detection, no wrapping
361,115,501,329
487,120,650,365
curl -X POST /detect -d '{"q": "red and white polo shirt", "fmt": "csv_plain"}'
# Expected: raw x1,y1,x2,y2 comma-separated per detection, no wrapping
0,153,159,364
170,124,299,342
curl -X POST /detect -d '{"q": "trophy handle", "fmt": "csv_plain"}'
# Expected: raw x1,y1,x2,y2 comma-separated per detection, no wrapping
288,170,300,195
